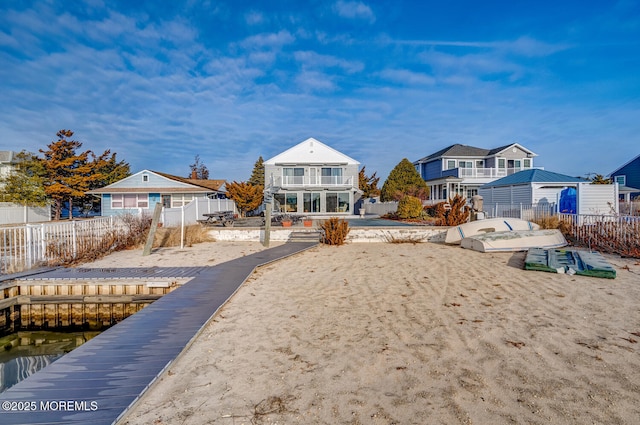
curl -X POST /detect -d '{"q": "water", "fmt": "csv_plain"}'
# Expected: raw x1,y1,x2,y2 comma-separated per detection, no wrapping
0,330,101,393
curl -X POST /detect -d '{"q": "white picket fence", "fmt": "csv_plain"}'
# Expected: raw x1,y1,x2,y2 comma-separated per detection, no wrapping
161,198,237,227
0,216,125,274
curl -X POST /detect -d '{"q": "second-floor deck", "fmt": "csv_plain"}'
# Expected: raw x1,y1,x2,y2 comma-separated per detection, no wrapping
270,175,357,188
436,167,542,180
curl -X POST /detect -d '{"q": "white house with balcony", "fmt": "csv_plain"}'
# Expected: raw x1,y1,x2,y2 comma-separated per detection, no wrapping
264,137,362,215
413,143,538,203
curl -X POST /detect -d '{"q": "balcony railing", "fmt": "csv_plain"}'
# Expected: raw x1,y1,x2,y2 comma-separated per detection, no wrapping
275,175,356,187
449,167,542,179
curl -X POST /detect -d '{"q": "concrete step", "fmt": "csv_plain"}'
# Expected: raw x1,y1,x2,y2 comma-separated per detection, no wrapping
288,231,321,242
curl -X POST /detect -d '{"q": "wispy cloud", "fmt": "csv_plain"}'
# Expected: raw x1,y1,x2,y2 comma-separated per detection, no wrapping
238,29,296,49
333,1,375,23
378,68,435,86
389,36,570,57
293,50,364,73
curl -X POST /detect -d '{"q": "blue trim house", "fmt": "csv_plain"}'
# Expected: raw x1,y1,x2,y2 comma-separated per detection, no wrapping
413,143,537,202
87,170,226,216
609,154,640,201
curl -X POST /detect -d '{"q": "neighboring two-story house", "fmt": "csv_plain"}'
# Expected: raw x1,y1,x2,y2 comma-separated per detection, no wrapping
413,143,537,202
609,154,640,201
87,170,226,216
0,151,18,181
264,138,361,215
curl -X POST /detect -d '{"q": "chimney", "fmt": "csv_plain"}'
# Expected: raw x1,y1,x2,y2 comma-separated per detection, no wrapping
191,170,198,179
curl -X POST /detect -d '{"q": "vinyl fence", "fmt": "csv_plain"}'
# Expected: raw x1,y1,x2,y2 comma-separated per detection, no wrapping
160,198,237,227
0,203,51,225
0,216,127,274
485,203,557,221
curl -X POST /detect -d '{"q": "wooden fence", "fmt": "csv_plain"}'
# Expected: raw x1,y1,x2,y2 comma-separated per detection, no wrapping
558,213,640,257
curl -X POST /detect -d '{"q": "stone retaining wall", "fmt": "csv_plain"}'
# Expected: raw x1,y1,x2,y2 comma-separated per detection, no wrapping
207,227,446,243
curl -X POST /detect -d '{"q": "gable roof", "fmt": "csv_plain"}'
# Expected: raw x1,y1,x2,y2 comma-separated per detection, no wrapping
264,137,359,165
608,153,640,177
153,171,226,191
481,169,586,188
87,170,226,194
414,142,537,163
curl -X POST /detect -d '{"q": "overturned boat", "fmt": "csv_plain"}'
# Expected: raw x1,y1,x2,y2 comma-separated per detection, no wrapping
460,229,567,252
445,218,540,244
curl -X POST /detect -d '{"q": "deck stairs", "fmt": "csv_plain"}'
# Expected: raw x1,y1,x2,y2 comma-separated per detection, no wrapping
288,231,321,243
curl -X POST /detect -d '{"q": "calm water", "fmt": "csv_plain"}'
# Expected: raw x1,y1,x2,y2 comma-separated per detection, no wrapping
0,330,101,393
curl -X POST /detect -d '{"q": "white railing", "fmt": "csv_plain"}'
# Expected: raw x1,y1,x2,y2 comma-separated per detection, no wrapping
0,216,126,274
457,167,539,179
277,175,355,187
161,198,237,227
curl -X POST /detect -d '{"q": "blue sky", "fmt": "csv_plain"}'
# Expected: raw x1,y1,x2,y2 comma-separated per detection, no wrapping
1,0,639,182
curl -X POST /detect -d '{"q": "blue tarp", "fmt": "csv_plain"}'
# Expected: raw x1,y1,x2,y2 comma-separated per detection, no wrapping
559,187,576,213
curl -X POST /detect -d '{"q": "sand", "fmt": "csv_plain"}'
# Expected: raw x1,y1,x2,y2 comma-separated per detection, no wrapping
89,241,640,425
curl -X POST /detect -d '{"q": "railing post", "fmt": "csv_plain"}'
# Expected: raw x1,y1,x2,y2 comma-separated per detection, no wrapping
25,225,33,269
72,220,77,258
40,223,46,262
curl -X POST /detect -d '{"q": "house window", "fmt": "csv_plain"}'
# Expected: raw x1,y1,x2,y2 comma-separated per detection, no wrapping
326,192,350,213
111,194,149,209
142,174,149,182
614,175,626,186
498,158,506,168
171,194,194,208
283,168,304,185
303,193,321,213
475,160,484,168
523,159,531,168
446,160,456,170
274,193,297,212
321,167,343,185
459,161,473,168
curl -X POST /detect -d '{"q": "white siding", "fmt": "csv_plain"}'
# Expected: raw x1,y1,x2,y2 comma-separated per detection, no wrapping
533,186,567,205
576,183,618,215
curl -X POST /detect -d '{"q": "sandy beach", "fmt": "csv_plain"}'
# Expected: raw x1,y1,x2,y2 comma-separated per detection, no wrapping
88,240,640,425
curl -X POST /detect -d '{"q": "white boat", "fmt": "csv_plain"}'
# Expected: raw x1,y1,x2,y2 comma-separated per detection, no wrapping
460,229,567,252
445,218,540,244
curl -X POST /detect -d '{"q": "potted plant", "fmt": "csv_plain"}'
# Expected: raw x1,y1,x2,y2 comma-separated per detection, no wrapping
281,216,292,227
303,217,313,227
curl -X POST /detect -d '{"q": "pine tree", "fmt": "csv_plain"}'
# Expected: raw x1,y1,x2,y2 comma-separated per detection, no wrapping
380,158,429,202
80,150,131,212
40,130,94,220
591,174,612,184
225,181,264,217
358,166,381,198
249,156,265,186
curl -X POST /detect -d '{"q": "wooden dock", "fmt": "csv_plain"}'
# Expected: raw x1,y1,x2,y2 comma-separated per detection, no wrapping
0,241,317,425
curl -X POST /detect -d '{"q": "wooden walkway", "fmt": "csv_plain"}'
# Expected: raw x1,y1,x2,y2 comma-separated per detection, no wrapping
0,242,317,425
